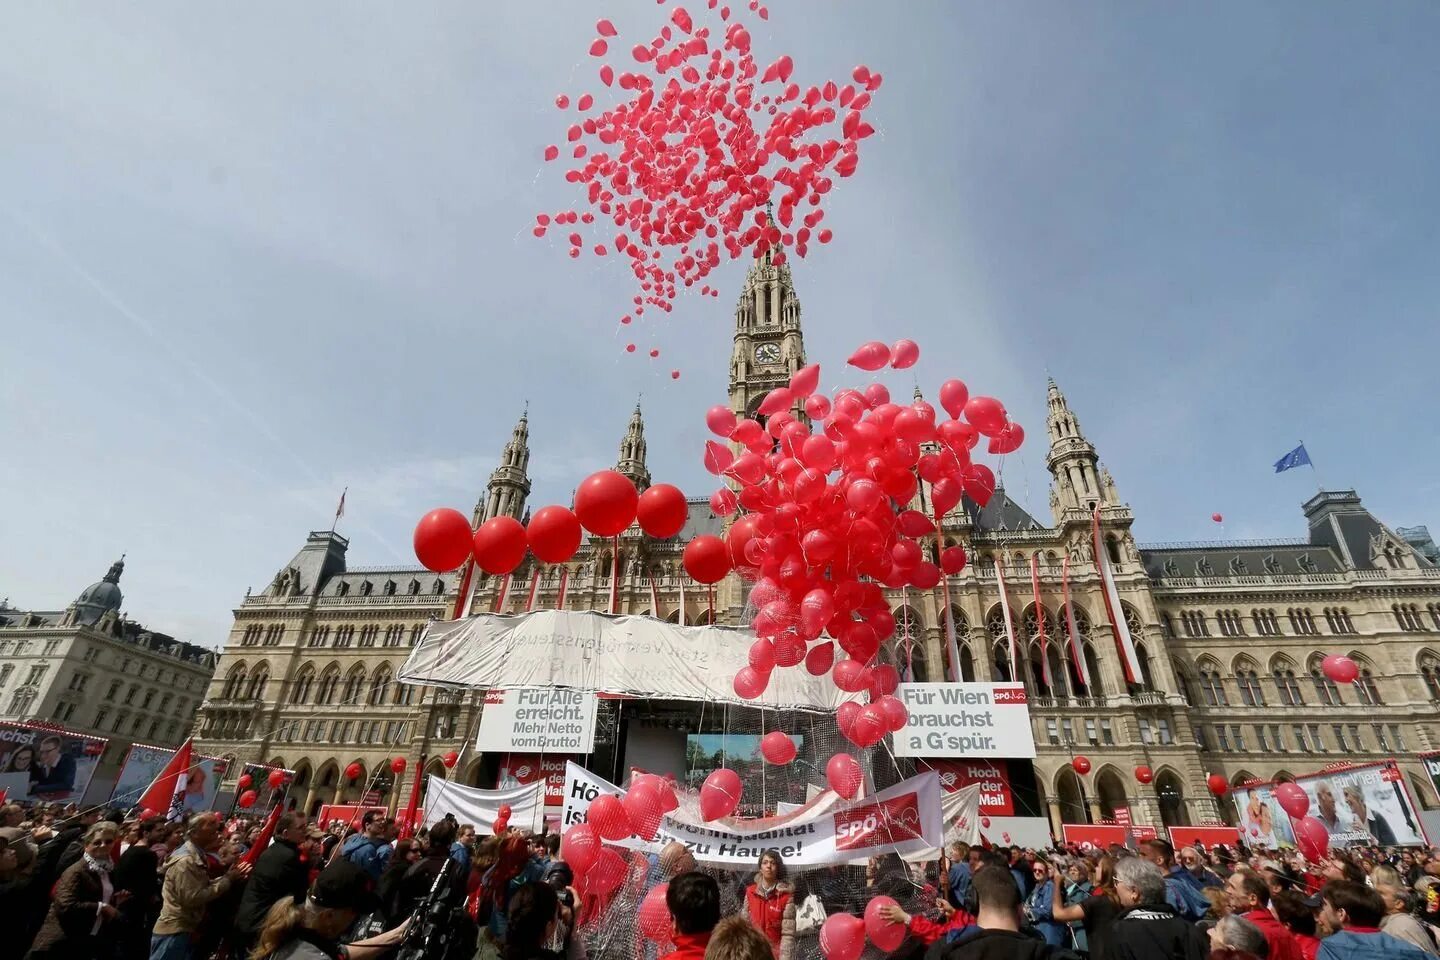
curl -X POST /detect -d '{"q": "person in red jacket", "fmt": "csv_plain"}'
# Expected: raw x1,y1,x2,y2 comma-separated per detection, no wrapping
745,850,796,960
878,897,977,945
667,872,721,960
1224,869,1303,960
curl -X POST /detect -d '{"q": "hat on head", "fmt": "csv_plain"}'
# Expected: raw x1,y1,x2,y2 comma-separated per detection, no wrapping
310,860,379,913
1302,891,1324,909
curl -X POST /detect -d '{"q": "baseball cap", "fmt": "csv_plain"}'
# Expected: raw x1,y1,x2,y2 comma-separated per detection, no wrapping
311,860,379,913
1301,891,1324,909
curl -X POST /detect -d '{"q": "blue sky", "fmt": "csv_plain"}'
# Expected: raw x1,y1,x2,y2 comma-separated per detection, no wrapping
2,2,1437,648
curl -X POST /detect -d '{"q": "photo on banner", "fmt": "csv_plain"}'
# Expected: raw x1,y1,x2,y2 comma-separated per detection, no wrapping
0,721,107,805
1232,762,1427,849
498,754,571,806
110,743,225,813
685,733,805,817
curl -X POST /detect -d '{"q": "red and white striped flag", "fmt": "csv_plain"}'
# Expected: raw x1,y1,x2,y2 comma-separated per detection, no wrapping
1091,507,1143,684
993,562,1020,682
649,575,660,619
1029,554,1053,690
1061,558,1092,689
137,738,193,822
335,488,347,521
556,567,569,609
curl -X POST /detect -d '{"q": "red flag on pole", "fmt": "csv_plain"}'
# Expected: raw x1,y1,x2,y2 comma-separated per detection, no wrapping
397,758,425,840
137,738,193,822
1030,553,1053,690
1091,507,1143,684
240,803,283,865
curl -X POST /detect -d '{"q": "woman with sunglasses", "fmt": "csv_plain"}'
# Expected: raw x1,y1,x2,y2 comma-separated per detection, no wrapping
26,821,125,960
1023,859,1068,947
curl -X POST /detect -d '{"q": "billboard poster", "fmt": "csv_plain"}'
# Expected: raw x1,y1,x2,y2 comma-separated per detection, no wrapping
684,733,806,817
0,721,107,805
235,762,294,812
1232,761,1427,849
499,754,571,806
109,743,225,813
918,759,1014,815
476,688,598,753
1061,823,1130,851
893,683,1036,758
1422,753,1440,801
1169,826,1240,850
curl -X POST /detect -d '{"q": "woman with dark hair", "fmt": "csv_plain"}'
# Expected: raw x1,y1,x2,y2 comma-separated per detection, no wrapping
2,745,35,773
745,850,795,960
503,882,562,960
377,838,419,926
26,822,122,960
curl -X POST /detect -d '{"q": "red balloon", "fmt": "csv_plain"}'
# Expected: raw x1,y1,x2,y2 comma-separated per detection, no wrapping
237,774,253,790
980,816,992,828
589,848,627,897
805,640,836,676
963,396,1008,436
639,883,672,941
623,780,666,840
683,534,732,584
561,822,601,874
1293,815,1330,862
826,753,863,800
707,405,738,437
833,658,868,692
758,387,795,416
587,793,632,841
1207,773,1230,797
267,769,286,789
760,731,798,765
1134,765,1153,785
1321,654,1358,684
637,483,689,539
908,561,941,589
846,341,889,371
864,896,906,951
441,751,460,769
574,470,639,536
390,757,407,775
733,665,770,699
849,704,887,747
527,506,583,564
820,914,866,960
940,545,968,575
345,762,363,780
413,508,473,572
1211,513,1224,523
238,790,257,809
938,379,969,419
889,339,919,370
1275,782,1310,819
876,694,908,731
700,768,742,821
789,363,820,397
1071,756,1091,775
472,516,528,575
710,487,739,517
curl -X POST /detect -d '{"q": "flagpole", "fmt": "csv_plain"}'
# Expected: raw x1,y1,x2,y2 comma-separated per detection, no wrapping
330,487,348,534
1301,441,1324,492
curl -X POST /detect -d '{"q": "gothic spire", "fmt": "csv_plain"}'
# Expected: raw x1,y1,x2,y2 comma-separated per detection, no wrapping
477,408,532,523
616,401,652,491
1045,377,1112,520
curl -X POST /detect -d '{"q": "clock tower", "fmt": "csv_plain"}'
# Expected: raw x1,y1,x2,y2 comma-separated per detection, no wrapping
728,248,806,419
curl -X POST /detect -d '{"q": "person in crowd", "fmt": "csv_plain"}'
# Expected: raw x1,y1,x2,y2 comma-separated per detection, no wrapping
234,812,313,957
706,916,778,960
1176,847,1223,890
1,804,24,828
1316,880,1430,959
1208,915,1269,959
1103,855,1208,960
3,824,42,960
1343,787,1398,848
33,809,101,893
869,852,915,901
745,849,796,960
928,864,1079,960
112,816,167,960
947,842,973,911
377,838,419,926
539,834,561,878
877,891,976,945
1050,856,1121,960
1061,860,1094,952
395,816,461,922
1142,839,1212,922
1273,890,1322,960
26,821,123,960
1009,848,1034,900
451,823,475,874
1224,869,1301,960
341,813,391,881
250,859,408,960
501,881,562,960
667,872,722,960
1025,859,1067,947
1372,876,1440,956
29,738,77,799
150,813,252,960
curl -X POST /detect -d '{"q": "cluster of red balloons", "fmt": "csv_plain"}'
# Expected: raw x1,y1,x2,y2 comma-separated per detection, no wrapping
821,897,906,960
1271,783,1329,860
536,3,884,352
414,471,689,575
564,773,681,906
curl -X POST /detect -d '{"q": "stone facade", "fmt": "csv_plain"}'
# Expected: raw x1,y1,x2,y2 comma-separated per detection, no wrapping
194,254,1440,833
0,558,217,803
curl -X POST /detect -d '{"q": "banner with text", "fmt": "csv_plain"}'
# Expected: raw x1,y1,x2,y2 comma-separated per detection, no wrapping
401,611,856,712
981,816,1053,850
477,688,597,753
561,761,944,866
422,774,545,833
1231,761,1427,849
0,721,107,805
920,759,1014,815
893,683,1036,758
499,754,571,806
1168,826,1240,850
110,743,224,813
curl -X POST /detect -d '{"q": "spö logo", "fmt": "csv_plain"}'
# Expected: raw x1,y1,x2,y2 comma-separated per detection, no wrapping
833,793,923,851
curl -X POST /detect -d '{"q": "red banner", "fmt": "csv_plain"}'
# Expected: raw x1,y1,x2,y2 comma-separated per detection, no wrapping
1168,826,1240,849
1062,824,1130,850
499,754,570,805
919,759,1014,815
1131,825,1157,842
1110,806,1131,827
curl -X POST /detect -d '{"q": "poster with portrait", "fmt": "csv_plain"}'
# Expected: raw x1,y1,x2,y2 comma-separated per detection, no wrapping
0,721,107,805
233,762,294,812
1232,762,1427,849
109,743,226,813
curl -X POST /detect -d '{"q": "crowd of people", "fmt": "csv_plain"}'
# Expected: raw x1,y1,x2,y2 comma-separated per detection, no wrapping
4,798,1440,960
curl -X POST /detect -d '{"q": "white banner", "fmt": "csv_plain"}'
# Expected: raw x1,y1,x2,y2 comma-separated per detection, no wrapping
476,688,598,753
941,783,982,847
980,816,1053,850
420,774,545,834
400,611,858,712
561,761,944,867
891,683,1037,758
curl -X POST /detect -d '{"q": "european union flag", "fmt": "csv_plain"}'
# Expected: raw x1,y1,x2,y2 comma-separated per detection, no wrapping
1274,443,1312,473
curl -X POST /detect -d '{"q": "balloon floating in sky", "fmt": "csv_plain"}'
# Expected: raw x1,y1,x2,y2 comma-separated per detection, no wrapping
536,2,884,343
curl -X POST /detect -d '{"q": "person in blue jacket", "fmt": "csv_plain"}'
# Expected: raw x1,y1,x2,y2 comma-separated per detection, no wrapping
1023,860,1069,947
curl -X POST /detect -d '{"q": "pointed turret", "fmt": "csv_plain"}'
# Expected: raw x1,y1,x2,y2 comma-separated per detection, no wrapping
616,402,652,491
477,407,532,524
1045,378,1111,520
729,249,806,420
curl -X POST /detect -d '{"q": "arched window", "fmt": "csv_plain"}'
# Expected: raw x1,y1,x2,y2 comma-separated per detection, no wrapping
959,644,976,683
1353,662,1383,705
245,667,269,701
221,664,246,699
1251,609,1281,636
1216,610,1247,637
1270,658,1304,706
1308,655,1343,706
1133,641,1155,692
340,667,366,705
1061,605,1098,695
1023,605,1059,696
1234,659,1265,706
1198,662,1228,706
368,666,392,706
1106,536,1123,567
1287,608,1318,635
1172,659,1197,705
290,667,315,705
316,666,341,706
1420,652,1440,702
393,682,417,707
987,606,1014,683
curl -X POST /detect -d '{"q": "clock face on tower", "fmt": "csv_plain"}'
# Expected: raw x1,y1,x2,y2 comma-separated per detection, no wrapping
754,343,782,365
